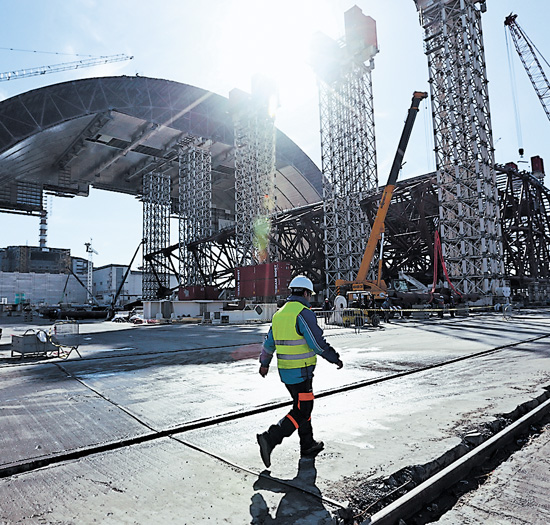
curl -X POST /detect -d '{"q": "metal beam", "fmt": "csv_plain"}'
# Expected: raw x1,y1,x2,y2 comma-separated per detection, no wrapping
54,111,113,169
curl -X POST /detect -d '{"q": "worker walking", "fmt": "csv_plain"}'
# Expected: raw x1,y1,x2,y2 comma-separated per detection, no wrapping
256,275,343,468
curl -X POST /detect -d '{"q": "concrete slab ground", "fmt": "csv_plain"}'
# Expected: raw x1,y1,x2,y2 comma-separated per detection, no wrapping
0,311,549,523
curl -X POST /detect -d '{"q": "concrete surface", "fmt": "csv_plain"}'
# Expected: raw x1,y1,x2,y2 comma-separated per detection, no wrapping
435,421,550,525
0,311,549,523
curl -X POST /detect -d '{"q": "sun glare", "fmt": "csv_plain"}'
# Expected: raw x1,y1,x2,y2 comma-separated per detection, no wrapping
217,1,347,106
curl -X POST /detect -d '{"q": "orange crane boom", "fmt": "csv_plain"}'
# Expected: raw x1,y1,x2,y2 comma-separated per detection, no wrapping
336,90,428,297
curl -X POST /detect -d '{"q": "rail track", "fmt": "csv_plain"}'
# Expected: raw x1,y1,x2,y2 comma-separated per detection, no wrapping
1,331,549,524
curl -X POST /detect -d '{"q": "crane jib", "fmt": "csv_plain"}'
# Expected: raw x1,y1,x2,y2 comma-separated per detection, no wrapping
353,91,428,285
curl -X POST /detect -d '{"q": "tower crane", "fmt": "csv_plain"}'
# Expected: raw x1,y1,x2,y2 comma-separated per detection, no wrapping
0,53,133,82
85,241,98,304
505,14,550,123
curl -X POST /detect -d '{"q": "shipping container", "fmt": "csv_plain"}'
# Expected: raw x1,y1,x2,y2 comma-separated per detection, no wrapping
234,262,293,298
178,285,219,301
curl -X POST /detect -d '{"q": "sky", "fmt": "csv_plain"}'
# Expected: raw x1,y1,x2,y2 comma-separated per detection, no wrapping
0,0,549,268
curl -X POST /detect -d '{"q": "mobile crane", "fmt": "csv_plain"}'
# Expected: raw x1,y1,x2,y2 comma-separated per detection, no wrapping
335,91,428,322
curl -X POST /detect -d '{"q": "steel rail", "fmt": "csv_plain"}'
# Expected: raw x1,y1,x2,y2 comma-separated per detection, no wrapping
363,396,550,525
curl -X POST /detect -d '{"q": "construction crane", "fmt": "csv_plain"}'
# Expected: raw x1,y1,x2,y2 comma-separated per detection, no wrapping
335,91,428,304
505,14,550,123
85,241,98,305
0,53,133,82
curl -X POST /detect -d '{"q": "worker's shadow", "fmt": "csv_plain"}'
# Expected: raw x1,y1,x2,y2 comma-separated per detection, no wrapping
249,457,333,524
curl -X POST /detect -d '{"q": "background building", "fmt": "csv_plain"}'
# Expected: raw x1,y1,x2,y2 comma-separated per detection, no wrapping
93,265,143,307
0,246,90,307
0,246,71,274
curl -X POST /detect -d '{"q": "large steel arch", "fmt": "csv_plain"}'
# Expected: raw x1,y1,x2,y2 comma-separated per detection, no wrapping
0,75,322,212
0,76,323,299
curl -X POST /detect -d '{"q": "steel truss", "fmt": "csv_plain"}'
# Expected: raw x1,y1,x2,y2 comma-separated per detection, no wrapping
142,171,171,299
178,144,212,286
269,203,325,285
159,167,550,304
232,92,277,267
359,169,550,302
319,59,377,293
360,175,439,283
180,203,325,291
496,164,550,300
415,0,504,297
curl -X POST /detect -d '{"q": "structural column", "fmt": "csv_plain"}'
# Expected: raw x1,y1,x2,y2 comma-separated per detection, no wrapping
178,143,213,286
142,171,171,300
230,78,278,267
414,0,504,297
312,6,379,294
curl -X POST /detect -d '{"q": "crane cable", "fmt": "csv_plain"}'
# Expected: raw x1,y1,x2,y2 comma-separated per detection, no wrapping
0,46,96,58
505,27,524,156
423,97,435,172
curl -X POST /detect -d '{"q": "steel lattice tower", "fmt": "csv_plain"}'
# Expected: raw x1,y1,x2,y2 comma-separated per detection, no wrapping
414,0,504,297
178,144,213,286
142,171,171,299
312,7,379,294
319,63,377,292
231,83,278,267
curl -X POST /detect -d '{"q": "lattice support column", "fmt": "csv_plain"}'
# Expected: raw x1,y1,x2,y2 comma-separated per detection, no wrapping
414,0,504,298
313,9,379,294
142,171,171,300
319,62,377,292
178,144,213,286
230,83,277,267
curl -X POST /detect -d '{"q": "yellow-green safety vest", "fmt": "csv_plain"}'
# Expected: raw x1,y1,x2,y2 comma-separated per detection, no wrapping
272,301,317,370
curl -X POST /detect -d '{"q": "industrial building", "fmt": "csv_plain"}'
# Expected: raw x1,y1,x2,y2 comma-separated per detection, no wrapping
0,246,89,307
0,246,71,274
0,1,549,311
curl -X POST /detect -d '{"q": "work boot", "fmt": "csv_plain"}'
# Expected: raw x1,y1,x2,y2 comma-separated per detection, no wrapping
301,440,324,458
257,432,274,468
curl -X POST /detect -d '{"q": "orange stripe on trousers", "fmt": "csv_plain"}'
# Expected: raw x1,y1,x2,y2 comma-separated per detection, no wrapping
286,414,299,429
298,392,315,401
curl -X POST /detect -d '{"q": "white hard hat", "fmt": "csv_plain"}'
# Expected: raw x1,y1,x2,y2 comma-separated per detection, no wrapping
289,275,314,292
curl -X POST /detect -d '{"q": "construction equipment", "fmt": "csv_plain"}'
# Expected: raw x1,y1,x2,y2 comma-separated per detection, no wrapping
85,241,98,304
0,53,133,82
335,91,428,311
11,321,81,359
505,13,550,123
107,240,144,319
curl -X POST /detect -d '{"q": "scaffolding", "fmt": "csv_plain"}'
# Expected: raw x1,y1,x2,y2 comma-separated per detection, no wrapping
142,171,171,299
230,81,278,267
178,143,213,286
414,0,504,297
312,7,379,294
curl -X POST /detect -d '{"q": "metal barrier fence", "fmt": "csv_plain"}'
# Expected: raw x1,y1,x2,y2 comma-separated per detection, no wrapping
314,309,380,330
314,303,513,331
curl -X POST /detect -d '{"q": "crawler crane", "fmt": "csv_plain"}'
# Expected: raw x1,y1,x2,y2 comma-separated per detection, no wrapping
335,91,428,321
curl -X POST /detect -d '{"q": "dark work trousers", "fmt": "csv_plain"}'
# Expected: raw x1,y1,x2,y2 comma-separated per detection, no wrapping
265,378,315,452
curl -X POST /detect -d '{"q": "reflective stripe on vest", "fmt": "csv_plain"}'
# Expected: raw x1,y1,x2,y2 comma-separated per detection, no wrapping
272,301,317,370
